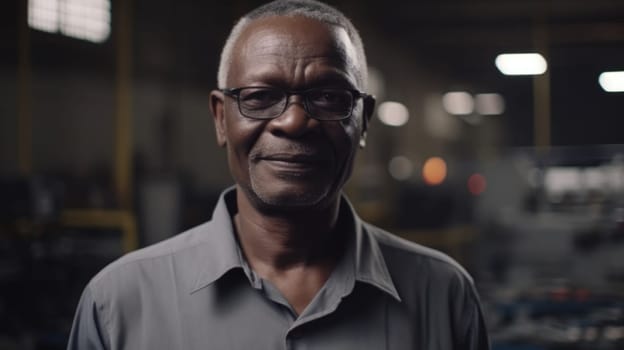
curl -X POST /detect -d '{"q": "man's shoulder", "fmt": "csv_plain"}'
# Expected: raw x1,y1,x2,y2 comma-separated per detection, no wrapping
89,220,214,289
363,222,474,285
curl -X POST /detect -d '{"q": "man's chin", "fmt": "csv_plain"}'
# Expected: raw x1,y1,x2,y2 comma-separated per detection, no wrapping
249,182,333,212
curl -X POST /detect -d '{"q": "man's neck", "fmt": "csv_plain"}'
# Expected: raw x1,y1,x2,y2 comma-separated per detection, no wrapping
232,188,348,315
233,187,344,270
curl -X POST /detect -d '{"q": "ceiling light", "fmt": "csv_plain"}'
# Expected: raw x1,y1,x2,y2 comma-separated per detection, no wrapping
377,101,409,127
28,0,111,43
599,71,624,92
29,0,59,33
475,93,505,115
495,53,547,76
442,91,474,115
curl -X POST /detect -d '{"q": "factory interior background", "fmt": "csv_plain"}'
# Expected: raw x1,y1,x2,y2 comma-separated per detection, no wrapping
1,0,624,349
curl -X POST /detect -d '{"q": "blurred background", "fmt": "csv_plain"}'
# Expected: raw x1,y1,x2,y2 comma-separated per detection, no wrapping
2,0,624,349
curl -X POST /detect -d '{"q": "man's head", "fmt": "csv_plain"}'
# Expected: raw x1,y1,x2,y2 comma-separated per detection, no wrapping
217,0,369,91
210,0,375,213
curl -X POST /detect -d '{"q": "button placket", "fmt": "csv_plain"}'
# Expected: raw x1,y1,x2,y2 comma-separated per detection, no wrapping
285,326,303,350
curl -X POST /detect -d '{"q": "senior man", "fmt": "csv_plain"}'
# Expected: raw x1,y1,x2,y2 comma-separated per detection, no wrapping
68,1,490,349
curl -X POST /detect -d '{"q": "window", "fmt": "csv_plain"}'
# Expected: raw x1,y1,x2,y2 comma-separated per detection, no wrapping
28,0,111,43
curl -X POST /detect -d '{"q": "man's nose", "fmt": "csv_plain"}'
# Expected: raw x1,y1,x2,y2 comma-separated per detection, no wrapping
267,97,320,137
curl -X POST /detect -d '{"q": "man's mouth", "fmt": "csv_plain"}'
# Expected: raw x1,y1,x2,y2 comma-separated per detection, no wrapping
254,152,330,174
261,153,324,164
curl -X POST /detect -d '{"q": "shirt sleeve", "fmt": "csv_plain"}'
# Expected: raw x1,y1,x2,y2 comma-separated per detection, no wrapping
461,295,490,350
455,276,491,350
67,285,111,350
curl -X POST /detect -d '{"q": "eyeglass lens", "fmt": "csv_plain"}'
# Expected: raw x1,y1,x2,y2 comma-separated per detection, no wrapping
237,87,354,120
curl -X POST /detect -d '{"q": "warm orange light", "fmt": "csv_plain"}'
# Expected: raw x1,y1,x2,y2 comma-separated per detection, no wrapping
468,173,487,195
422,157,447,185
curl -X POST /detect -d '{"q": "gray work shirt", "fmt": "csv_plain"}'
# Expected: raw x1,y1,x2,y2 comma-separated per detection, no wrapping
67,188,490,350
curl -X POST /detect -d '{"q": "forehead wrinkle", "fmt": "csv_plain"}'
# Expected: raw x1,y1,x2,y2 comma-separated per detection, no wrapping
238,58,357,89
238,42,357,88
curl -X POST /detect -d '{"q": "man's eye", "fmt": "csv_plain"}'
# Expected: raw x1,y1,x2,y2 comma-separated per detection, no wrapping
240,89,283,108
309,90,350,107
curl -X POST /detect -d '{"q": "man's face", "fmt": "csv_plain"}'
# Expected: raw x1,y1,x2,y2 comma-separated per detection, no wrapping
211,16,373,211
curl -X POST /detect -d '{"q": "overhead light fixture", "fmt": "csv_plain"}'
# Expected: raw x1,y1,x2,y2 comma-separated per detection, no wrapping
28,0,111,43
598,71,624,92
29,0,59,32
442,91,474,115
495,53,547,76
475,93,505,115
377,101,409,127
422,157,447,186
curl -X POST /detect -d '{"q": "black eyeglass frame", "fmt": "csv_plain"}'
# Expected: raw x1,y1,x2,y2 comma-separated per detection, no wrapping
219,86,370,121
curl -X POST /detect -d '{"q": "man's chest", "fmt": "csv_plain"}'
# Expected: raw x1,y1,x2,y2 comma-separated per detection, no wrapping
107,280,452,350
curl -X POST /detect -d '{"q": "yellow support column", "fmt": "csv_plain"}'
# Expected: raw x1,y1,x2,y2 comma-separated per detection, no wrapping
114,0,138,251
115,0,133,210
18,0,32,175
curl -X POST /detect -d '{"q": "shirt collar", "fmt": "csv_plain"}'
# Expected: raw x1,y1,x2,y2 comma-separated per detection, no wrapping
190,187,247,293
190,187,401,302
342,197,401,302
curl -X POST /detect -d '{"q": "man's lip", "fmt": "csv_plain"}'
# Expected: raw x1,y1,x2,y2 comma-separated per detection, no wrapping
258,154,325,164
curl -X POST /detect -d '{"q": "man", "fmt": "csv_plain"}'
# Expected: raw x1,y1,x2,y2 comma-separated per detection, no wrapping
68,1,490,349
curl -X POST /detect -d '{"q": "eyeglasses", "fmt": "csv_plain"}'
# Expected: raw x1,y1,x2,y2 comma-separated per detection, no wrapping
220,86,368,121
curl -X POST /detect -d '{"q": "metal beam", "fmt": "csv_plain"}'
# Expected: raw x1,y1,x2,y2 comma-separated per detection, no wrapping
115,0,133,210
17,0,32,175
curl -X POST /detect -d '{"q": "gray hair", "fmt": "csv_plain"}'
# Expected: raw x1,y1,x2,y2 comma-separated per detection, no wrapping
216,0,368,90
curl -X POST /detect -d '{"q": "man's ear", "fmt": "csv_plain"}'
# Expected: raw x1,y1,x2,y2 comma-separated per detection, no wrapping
210,90,227,147
359,95,376,148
